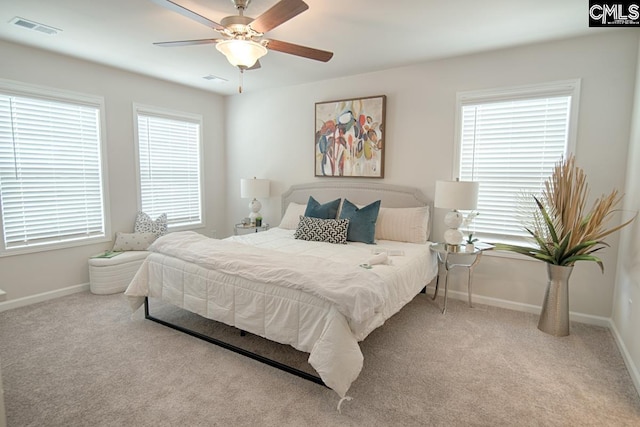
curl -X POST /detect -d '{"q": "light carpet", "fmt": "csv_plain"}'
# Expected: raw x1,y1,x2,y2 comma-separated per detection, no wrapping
1,291,639,426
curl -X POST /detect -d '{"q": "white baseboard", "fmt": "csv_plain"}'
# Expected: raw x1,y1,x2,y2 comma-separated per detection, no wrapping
444,289,611,327
0,283,89,313
609,320,640,398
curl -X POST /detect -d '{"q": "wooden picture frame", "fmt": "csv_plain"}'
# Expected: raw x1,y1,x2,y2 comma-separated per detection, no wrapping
314,95,386,178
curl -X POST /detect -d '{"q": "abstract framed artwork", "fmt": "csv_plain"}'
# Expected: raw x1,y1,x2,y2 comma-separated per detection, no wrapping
315,95,386,178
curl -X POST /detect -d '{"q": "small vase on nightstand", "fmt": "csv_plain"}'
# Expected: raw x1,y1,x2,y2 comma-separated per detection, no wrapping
465,243,475,252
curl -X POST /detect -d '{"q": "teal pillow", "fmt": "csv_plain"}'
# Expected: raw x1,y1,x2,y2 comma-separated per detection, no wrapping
304,196,341,219
339,199,381,244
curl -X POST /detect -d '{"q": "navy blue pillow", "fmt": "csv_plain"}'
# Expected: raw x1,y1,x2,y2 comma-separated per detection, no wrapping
304,196,341,219
339,199,381,244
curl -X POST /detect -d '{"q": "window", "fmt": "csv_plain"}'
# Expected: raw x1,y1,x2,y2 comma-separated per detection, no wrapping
455,80,580,243
0,79,108,254
134,104,203,229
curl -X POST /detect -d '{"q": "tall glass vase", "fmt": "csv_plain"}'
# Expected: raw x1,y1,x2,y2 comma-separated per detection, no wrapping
538,264,573,337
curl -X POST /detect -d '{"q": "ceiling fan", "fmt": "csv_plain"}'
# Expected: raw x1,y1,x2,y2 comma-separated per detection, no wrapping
150,0,333,72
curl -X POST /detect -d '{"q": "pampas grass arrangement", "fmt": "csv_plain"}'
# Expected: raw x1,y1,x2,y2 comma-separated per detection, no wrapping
496,155,636,272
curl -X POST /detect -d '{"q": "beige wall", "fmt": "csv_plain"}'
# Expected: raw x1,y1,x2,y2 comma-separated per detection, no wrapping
1,30,638,326
1,24,639,396
0,40,226,301
225,30,638,319
612,35,640,394
1,28,638,396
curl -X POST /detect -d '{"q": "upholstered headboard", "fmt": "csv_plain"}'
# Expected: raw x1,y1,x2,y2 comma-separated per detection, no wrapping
281,181,430,213
280,181,432,243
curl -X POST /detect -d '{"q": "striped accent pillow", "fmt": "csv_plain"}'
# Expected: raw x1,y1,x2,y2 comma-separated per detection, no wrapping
374,206,430,244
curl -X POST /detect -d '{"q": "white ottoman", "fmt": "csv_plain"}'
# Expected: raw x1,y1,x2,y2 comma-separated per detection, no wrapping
89,251,150,295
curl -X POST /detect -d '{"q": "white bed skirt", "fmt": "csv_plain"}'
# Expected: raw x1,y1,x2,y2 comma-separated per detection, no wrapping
125,229,437,398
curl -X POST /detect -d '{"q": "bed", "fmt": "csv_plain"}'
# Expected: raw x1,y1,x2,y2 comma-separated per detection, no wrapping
125,181,438,405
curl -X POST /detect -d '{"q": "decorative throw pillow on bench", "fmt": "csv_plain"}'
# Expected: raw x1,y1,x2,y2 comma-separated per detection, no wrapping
108,211,168,252
112,232,157,251
134,212,168,237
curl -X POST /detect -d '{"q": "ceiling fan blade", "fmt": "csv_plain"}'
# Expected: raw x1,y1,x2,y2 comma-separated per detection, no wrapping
265,39,333,62
153,38,221,47
249,0,309,33
149,0,224,30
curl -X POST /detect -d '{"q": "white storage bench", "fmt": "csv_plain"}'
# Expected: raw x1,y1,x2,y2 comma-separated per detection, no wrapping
89,251,150,295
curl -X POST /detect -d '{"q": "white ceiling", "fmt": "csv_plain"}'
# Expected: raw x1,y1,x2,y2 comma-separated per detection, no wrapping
0,0,599,96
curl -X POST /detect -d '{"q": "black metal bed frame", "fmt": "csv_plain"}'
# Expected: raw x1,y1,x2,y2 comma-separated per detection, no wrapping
143,297,326,387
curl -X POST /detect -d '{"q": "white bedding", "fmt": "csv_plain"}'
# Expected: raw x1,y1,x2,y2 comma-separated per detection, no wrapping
125,228,437,398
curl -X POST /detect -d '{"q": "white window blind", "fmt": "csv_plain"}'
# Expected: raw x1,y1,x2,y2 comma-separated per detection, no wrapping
457,83,577,243
0,92,106,251
136,109,202,228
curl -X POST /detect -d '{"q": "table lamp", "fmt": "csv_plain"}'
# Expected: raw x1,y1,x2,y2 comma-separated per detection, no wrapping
434,179,479,250
240,177,270,223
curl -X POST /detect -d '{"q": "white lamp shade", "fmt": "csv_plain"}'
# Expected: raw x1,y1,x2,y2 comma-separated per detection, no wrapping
434,180,479,210
216,40,268,68
240,178,270,199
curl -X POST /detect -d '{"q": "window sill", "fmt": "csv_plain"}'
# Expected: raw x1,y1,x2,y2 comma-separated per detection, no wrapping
482,248,543,263
0,235,111,258
168,222,205,233
475,236,542,263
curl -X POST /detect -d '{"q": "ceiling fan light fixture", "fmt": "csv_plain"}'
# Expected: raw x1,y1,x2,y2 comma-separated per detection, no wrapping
216,39,267,68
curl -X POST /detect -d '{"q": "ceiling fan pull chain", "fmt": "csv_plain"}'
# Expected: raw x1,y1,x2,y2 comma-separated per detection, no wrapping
238,67,244,93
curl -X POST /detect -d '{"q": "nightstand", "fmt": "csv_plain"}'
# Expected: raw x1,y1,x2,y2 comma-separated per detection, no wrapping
234,223,269,235
430,243,492,314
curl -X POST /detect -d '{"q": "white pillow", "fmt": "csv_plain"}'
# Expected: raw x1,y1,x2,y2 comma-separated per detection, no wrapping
375,206,430,244
112,232,157,251
279,202,307,229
